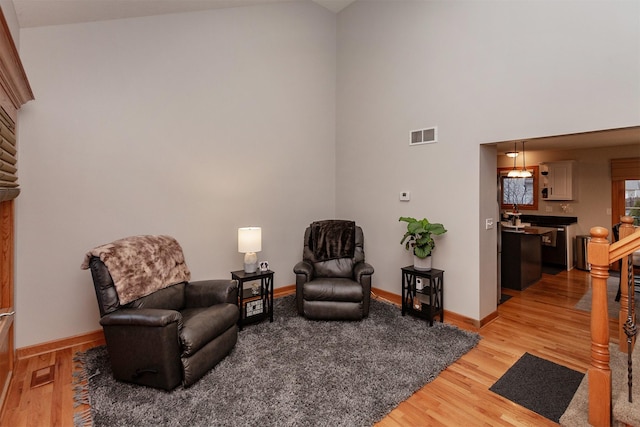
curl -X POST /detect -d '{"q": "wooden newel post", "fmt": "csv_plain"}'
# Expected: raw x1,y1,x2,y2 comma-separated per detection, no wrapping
588,226,612,427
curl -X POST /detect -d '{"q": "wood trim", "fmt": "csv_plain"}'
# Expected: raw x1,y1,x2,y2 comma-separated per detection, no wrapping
0,314,12,417
443,309,497,330
0,371,10,421
611,179,626,271
16,330,105,360
612,179,626,227
611,157,640,227
371,287,401,306
608,227,640,264
273,284,295,298
0,200,12,310
479,309,499,328
587,226,613,426
371,286,484,329
443,309,478,330
0,10,33,122
0,200,13,418
587,218,640,426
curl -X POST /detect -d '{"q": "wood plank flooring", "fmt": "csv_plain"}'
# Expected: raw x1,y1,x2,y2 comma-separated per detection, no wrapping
0,268,615,426
378,268,618,427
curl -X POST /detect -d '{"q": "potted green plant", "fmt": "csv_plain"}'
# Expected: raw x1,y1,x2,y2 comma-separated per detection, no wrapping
399,216,447,271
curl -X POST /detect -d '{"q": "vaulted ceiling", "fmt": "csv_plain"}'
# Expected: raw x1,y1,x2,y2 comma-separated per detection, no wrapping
10,0,638,154
12,0,356,28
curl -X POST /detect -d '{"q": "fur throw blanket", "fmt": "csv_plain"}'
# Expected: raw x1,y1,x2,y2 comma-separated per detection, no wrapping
81,235,191,305
310,220,356,262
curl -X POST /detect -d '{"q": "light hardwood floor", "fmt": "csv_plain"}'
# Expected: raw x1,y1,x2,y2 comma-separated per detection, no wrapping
1,268,615,426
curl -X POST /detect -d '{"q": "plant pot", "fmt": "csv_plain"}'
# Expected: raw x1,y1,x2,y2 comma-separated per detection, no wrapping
413,255,432,271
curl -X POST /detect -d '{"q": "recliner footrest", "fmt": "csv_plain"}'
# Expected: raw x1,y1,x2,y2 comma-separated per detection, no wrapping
302,278,363,302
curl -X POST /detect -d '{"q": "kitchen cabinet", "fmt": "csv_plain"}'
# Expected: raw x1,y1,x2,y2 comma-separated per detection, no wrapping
540,161,576,200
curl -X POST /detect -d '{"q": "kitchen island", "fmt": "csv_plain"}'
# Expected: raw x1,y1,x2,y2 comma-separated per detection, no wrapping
501,226,555,290
519,215,578,270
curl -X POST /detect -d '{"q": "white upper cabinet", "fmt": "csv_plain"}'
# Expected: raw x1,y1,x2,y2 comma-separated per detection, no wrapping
540,161,576,201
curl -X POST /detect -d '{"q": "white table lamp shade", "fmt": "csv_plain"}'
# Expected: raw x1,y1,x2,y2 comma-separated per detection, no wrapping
238,227,261,273
238,227,262,253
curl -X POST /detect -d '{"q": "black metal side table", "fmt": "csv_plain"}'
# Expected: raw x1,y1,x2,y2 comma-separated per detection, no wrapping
401,266,444,326
231,269,274,330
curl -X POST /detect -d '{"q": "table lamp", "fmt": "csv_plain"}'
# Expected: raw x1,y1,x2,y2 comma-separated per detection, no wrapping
238,227,261,273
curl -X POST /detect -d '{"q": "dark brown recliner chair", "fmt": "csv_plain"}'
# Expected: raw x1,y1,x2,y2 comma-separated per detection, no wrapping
83,235,239,390
293,220,374,320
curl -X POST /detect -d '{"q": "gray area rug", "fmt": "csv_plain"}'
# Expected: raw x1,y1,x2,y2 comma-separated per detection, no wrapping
574,276,639,320
560,343,640,427
490,353,584,422
542,264,565,275
74,295,480,427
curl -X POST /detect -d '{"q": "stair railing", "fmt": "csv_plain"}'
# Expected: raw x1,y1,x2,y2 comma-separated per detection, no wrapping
588,216,640,427
618,217,637,404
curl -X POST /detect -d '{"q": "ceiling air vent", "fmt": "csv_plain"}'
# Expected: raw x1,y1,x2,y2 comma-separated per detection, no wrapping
409,126,438,146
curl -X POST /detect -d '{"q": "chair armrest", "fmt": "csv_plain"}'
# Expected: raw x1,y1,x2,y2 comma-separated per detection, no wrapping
294,261,314,315
354,261,374,282
99,308,182,328
185,279,238,308
293,261,314,282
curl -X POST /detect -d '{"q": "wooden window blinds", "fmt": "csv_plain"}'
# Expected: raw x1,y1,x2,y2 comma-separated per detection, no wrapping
611,157,640,181
0,107,18,202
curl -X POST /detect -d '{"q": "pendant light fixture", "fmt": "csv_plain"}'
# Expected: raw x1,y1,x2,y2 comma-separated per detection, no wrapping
507,142,521,177
519,141,532,178
507,141,532,178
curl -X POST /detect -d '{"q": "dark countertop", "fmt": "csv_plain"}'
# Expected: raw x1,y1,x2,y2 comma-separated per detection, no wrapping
502,226,556,236
518,215,577,226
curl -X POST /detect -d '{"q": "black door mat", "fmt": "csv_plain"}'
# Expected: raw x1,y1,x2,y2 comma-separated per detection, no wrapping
489,353,584,422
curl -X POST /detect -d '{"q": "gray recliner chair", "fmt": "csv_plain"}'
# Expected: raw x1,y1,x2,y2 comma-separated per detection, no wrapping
293,220,374,320
83,235,239,390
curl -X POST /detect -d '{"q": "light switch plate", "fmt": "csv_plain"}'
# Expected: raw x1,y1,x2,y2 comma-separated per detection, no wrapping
400,191,411,201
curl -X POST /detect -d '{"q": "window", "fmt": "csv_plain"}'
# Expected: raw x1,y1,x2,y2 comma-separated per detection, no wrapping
625,179,640,225
503,177,534,204
611,157,640,227
498,166,539,210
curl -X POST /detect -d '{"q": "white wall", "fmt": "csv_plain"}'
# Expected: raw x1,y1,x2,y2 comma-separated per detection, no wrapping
13,0,640,347
336,0,640,320
16,2,336,347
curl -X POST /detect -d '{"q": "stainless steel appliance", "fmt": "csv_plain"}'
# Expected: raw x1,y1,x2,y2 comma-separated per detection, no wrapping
520,215,578,268
541,226,567,266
